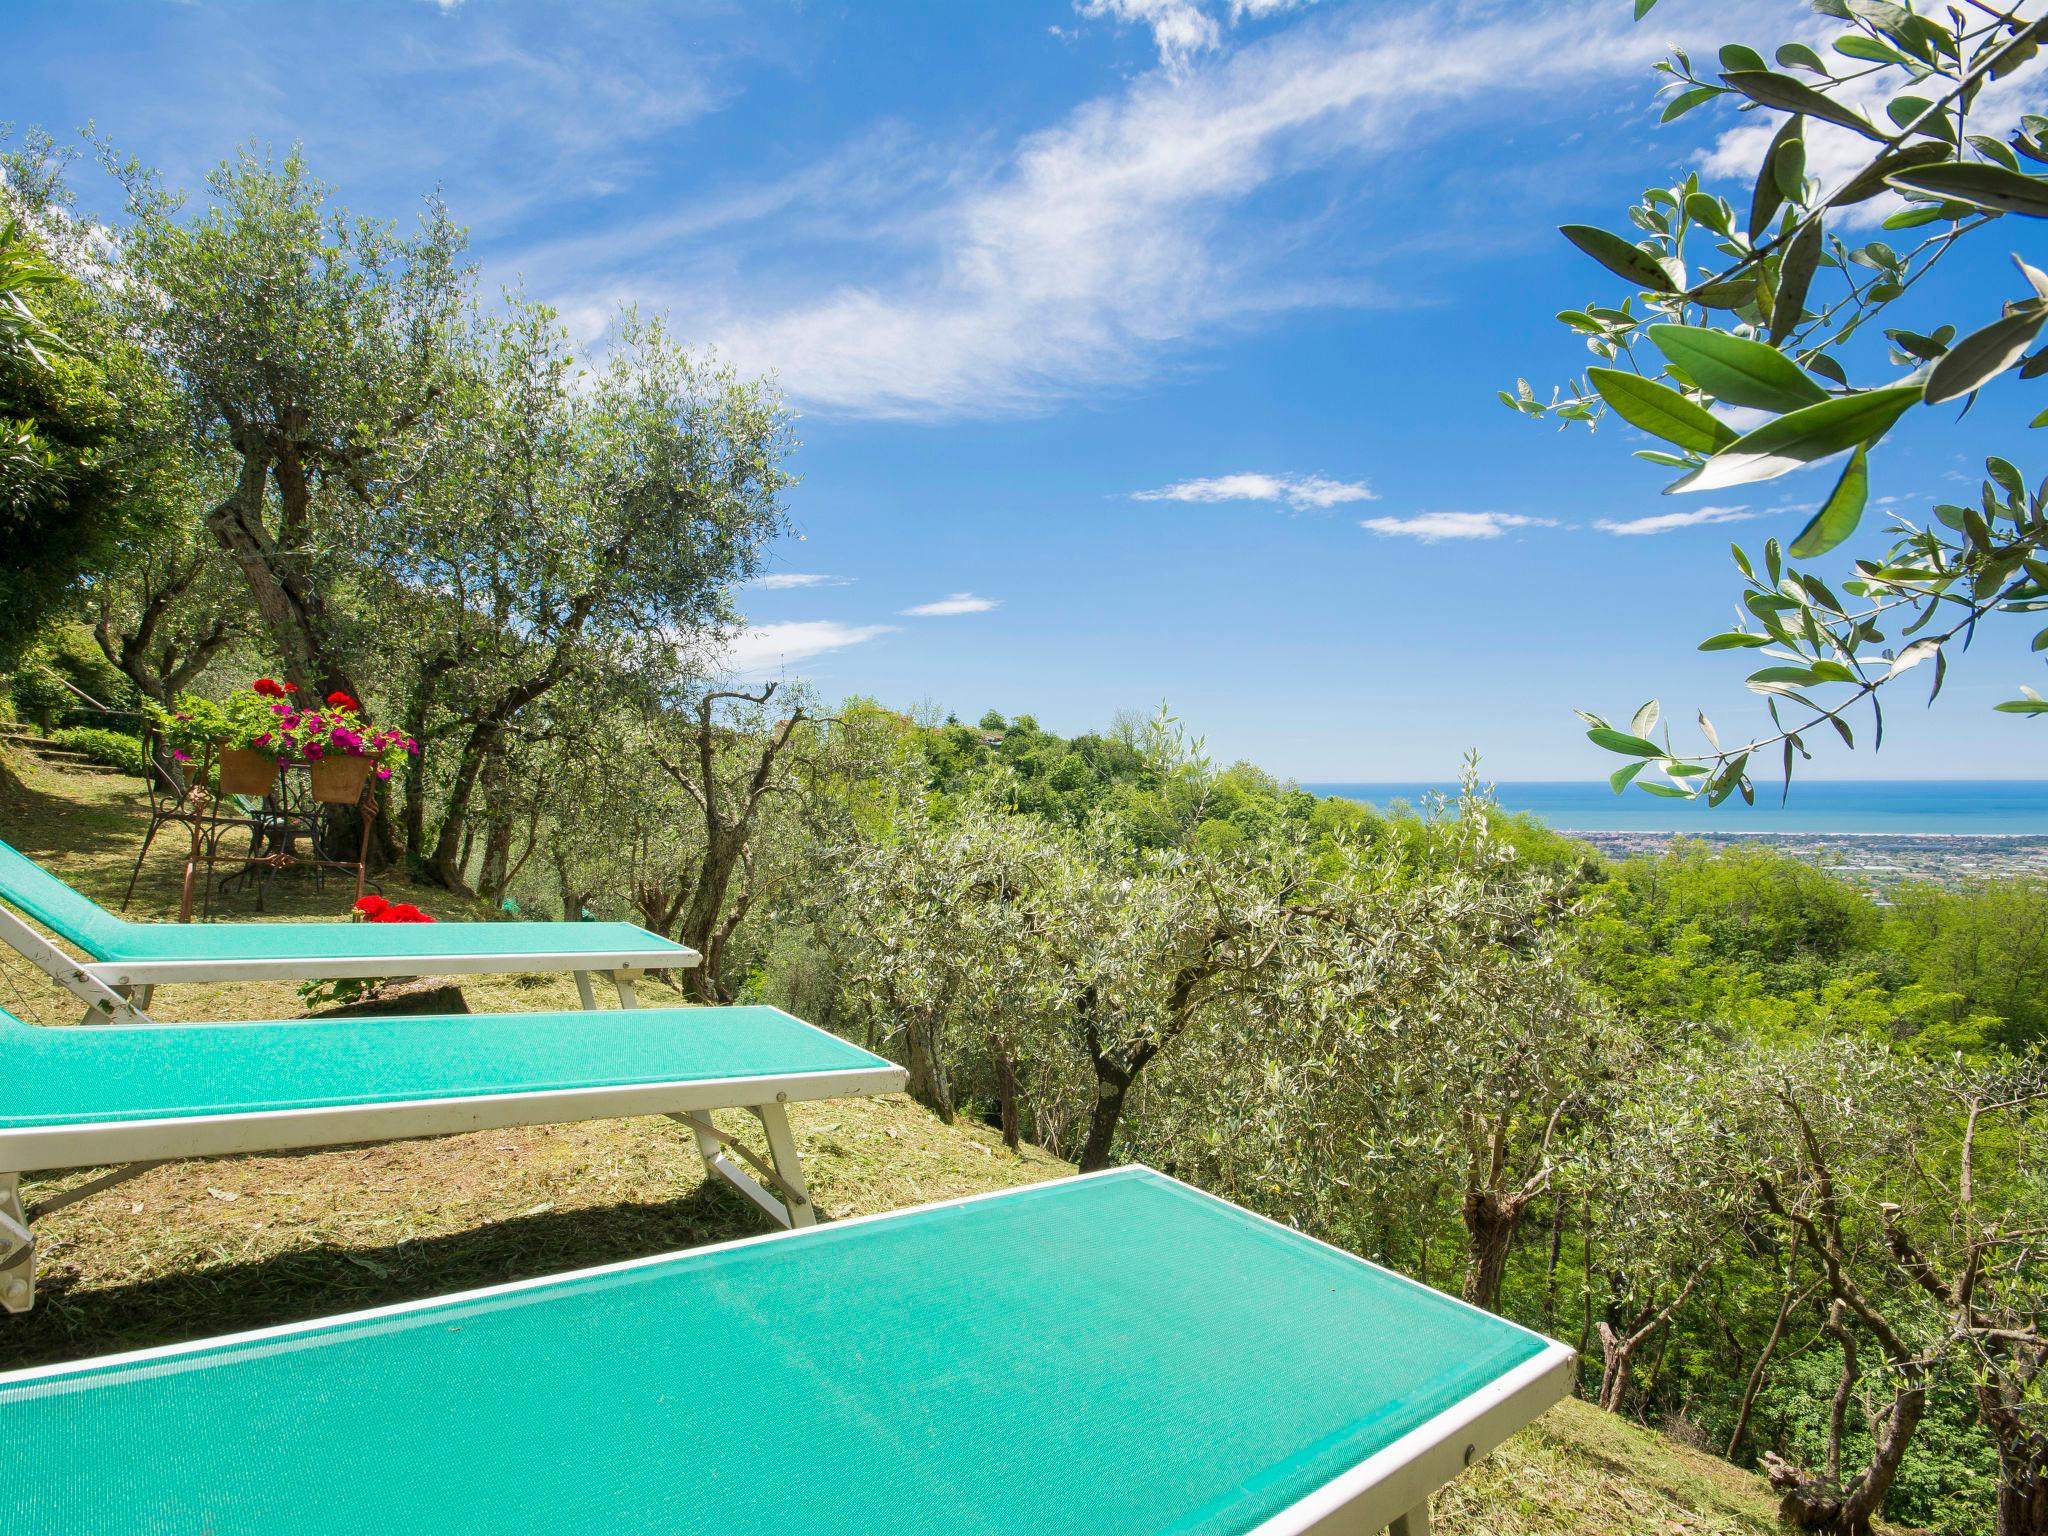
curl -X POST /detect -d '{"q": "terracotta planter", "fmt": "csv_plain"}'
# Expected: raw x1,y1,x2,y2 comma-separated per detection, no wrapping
308,755,374,805
217,748,279,797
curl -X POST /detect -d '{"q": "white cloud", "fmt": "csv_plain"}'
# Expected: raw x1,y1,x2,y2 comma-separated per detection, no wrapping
532,1,1672,419
1078,0,1221,74
718,620,895,673
901,592,1000,616
1075,0,1324,72
1596,505,1754,537
1133,471,1375,510
747,572,853,590
1360,512,1555,542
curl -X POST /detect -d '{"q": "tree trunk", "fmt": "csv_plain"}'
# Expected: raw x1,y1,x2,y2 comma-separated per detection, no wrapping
1595,1322,1638,1413
903,1011,953,1123
1461,1187,1519,1312
677,828,745,1004
1995,1454,2048,1536
1728,1233,1802,1461
426,722,498,891
478,807,513,905
993,1045,1021,1152
1077,1075,1127,1172
1823,1304,1856,1486
1542,1193,1566,1337
1982,1379,2048,1536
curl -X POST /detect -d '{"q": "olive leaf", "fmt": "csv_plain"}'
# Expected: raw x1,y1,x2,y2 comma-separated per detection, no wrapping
1560,225,1681,291
1646,325,1829,412
1671,385,1921,493
1587,368,1740,453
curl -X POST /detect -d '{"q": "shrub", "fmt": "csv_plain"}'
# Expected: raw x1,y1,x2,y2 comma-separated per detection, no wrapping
7,622,134,731
50,726,145,777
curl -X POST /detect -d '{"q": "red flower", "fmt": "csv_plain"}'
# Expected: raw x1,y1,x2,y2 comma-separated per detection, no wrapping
372,902,434,924
253,678,285,698
325,691,360,711
282,682,301,694
352,895,391,919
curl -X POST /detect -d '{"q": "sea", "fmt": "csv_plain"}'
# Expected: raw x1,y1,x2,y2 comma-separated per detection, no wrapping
1301,781,2048,837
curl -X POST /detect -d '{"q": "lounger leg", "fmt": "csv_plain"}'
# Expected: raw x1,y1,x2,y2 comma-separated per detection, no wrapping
1389,1502,1431,1536
674,1104,815,1230
612,972,640,1008
0,1174,34,1315
574,971,598,1011
754,1101,815,1229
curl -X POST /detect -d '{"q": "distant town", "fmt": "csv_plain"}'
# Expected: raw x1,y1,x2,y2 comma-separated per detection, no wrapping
1577,830,2048,893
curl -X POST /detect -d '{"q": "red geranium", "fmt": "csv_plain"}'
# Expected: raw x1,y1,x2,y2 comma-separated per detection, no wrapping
348,893,434,924
253,678,285,698
325,690,361,711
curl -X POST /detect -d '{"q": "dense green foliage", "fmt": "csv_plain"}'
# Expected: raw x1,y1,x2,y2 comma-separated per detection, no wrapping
0,219,172,672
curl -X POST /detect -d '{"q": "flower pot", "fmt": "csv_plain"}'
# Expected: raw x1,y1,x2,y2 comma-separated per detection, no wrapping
308,755,373,805
217,748,279,797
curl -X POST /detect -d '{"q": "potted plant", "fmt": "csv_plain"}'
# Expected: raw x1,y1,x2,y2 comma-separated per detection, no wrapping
143,682,296,796
279,691,416,804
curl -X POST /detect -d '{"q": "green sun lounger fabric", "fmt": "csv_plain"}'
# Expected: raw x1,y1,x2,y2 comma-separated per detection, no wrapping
0,1168,1556,1535
0,1005,890,1130
0,836,691,966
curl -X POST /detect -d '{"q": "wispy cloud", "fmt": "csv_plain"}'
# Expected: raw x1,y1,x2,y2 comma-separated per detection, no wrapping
747,572,854,590
1132,471,1374,510
93,6,737,232
1361,511,1555,542
719,620,896,673
901,592,1000,616
530,1,1671,419
1074,0,1325,73
1596,505,1754,537
1077,0,1220,74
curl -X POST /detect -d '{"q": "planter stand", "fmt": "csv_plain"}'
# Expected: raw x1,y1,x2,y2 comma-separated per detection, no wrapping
191,760,378,920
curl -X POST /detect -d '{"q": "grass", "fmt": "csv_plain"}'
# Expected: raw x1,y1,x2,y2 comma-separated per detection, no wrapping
0,747,1812,1533
0,751,1068,1369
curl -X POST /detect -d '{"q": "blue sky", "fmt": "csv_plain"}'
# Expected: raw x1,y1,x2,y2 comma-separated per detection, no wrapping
9,0,2047,780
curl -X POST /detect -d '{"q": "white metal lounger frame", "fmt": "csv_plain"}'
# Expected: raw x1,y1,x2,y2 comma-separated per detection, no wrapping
0,1050,910,1313
0,902,698,1026
0,1168,1576,1536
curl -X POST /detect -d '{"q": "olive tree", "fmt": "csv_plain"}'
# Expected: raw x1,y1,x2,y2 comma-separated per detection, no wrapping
369,296,790,888
1514,1,2048,797
102,145,466,706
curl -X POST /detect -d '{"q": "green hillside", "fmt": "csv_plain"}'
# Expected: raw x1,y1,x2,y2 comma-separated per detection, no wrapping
0,749,1816,1534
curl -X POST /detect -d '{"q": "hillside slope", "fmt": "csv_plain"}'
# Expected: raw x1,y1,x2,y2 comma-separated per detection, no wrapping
0,747,1795,1533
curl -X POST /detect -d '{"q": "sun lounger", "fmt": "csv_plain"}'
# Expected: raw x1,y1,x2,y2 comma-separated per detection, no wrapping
0,1003,906,1311
0,1166,1572,1534
0,837,697,1023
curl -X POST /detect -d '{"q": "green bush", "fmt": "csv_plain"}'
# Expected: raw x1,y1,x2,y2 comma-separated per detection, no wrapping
7,622,134,731
50,726,146,777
